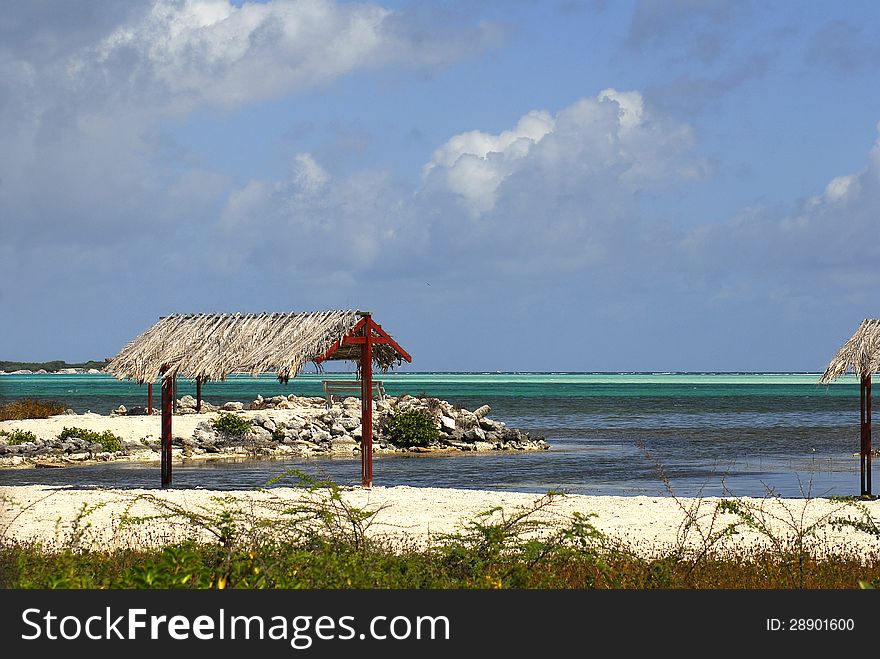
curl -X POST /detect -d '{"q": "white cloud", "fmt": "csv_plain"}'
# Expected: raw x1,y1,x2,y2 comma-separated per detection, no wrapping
215,89,705,279
65,0,503,113
824,174,859,202
423,89,701,221
292,153,330,195
0,0,501,254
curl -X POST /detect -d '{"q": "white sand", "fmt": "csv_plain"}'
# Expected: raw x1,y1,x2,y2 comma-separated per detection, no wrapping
2,411,233,443
3,484,880,558
4,415,880,557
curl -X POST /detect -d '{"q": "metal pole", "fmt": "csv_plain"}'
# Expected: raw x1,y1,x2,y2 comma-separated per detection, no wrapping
147,383,153,415
860,376,866,495
868,375,873,496
196,377,202,413
360,315,373,488
161,369,173,488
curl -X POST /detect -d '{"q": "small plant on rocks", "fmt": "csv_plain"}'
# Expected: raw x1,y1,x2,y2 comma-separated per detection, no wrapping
211,413,253,437
385,409,438,448
58,427,122,452
0,429,37,445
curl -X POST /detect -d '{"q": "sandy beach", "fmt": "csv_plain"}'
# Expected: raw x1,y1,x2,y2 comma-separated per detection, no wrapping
3,483,880,558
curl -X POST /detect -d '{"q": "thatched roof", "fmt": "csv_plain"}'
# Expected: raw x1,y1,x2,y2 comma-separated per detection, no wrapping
820,319,880,384
106,311,407,384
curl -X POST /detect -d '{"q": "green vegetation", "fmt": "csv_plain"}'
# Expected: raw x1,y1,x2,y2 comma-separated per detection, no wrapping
2,476,880,589
0,399,67,421
57,427,122,452
211,412,253,437
385,408,438,448
0,360,106,372
0,429,37,445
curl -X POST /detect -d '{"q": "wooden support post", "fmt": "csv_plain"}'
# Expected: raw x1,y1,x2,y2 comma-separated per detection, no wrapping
360,315,373,488
868,374,873,497
196,377,202,413
161,368,173,488
172,376,178,413
147,383,153,415
861,376,866,496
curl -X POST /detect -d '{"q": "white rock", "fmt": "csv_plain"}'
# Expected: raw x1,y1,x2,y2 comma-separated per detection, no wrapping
312,429,332,443
440,416,456,432
473,405,491,419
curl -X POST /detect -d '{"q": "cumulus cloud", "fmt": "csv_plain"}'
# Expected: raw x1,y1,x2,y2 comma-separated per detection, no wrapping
217,152,427,273
423,88,703,227
71,0,504,113
215,89,706,281
679,123,880,304
0,0,502,254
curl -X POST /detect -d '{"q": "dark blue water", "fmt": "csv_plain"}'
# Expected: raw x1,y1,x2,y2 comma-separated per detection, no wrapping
0,373,866,497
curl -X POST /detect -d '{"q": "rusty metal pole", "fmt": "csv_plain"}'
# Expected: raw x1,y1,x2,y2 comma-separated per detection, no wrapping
868,374,873,496
161,368,173,488
360,315,373,488
196,377,202,413
147,383,153,415
861,375,866,495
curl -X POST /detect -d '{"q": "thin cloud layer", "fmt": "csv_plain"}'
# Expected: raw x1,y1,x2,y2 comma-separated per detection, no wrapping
216,89,706,279
0,0,502,250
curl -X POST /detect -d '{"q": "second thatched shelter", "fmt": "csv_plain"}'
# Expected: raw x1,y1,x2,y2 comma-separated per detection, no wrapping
820,319,880,497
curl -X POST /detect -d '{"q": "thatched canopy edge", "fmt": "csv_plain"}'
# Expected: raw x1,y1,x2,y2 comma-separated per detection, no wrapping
820,319,880,384
106,310,409,384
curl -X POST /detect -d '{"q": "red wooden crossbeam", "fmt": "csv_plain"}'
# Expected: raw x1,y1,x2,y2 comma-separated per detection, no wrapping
312,314,412,488
315,317,412,364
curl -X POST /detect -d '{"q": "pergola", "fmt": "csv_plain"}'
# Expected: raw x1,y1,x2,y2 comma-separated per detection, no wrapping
106,310,411,488
820,319,880,497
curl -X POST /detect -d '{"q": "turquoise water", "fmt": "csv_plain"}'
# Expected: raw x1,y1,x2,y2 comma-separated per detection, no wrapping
0,373,868,497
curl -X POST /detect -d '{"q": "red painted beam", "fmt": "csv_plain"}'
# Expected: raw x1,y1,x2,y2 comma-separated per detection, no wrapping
315,316,412,364
161,368,173,488
147,383,153,415
366,318,412,363
361,322,373,488
861,376,866,496
314,317,369,363
868,375,873,496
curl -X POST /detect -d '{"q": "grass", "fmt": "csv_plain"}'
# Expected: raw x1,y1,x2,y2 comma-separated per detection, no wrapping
3,470,880,589
0,399,67,421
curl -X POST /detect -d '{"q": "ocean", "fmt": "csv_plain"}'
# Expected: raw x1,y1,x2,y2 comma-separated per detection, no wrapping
0,372,868,497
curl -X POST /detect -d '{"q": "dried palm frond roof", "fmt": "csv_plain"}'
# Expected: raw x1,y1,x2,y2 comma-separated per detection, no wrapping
106,310,408,384
820,319,880,384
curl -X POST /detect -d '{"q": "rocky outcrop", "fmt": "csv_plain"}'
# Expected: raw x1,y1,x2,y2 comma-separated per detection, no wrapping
174,394,548,458
0,394,548,467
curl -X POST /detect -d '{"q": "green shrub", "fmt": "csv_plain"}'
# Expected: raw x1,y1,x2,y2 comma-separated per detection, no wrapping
0,399,67,421
272,424,287,441
0,429,37,445
211,413,253,437
385,408,438,447
58,427,122,452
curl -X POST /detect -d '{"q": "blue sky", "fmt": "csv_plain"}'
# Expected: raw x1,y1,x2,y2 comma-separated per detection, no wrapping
2,0,880,372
